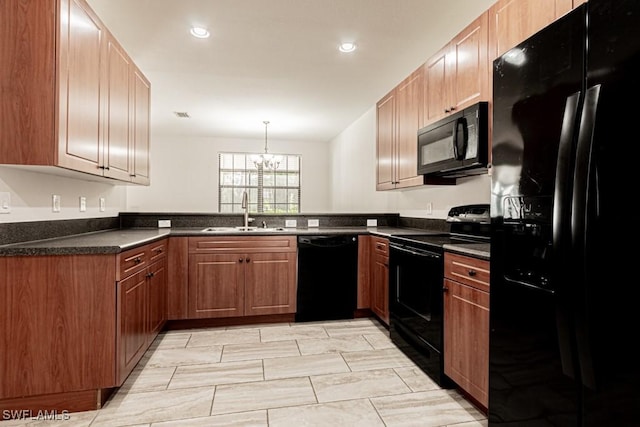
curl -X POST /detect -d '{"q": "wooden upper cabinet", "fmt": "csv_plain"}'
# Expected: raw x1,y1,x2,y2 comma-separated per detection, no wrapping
0,0,151,185
104,35,132,181
395,69,424,188
376,67,424,191
376,91,396,191
131,66,151,185
488,0,576,61
57,0,105,174
424,11,489,126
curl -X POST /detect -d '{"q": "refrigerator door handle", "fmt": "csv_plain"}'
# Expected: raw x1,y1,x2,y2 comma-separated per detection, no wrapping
571,84,601,390
552,91,581,380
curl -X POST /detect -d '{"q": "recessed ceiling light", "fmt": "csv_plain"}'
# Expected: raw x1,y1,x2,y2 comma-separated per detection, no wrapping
190,27,210,39
339,42,357,53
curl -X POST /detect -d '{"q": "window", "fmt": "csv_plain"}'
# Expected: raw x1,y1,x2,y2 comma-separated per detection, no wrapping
218,153,301,213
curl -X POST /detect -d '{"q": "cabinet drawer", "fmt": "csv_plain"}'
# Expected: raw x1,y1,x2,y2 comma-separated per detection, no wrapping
149,242,166,262
371,236,389,256
118,246,148,280
188,236,296,253
444,252,490,292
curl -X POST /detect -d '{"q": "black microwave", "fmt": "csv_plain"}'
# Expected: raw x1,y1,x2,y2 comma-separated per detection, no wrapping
417,101,488,178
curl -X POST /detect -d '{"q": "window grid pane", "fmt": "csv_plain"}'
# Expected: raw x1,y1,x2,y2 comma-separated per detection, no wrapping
219,153,301,214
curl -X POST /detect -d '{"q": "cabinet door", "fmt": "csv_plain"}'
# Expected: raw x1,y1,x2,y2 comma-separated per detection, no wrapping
117,270,148,385
450,12,489,113
57,0,104,175
188,253,244,318
131,66,151,185
443,278,489,408
244,251,297,316
148,258,167,339
488,0,565,60
424,46,451,125
104,35,131,181
376,91,396,190
357,235,372,309
395,69,424,189
371,253,389,325
167,237,189,320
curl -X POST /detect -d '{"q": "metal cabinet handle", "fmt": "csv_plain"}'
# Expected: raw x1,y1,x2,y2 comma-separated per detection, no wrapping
467,269,477,276
246,258,251,263
238,258,244,263
134,257,142,264
443,285,449,292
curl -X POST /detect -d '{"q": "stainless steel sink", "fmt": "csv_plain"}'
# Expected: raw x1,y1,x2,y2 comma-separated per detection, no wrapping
201,226,287,233
200,227,237,232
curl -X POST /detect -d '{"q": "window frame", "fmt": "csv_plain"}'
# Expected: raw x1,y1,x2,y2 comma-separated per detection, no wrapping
218,152,301,214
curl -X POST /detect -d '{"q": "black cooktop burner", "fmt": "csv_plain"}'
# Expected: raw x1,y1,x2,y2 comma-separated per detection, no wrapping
389,204,491,250
389,234,488,250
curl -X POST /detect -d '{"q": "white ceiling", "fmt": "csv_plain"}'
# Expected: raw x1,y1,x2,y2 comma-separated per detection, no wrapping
87,0,494,143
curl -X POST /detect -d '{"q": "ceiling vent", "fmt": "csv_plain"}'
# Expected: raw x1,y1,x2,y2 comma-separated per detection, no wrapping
173,111,190,118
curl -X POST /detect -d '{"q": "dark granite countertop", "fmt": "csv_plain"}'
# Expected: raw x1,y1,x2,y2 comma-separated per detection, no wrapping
443,242,490,260
0,226,432,256
0,229,171,256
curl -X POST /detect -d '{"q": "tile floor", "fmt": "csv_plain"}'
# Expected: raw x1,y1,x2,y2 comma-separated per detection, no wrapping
1,318,487,427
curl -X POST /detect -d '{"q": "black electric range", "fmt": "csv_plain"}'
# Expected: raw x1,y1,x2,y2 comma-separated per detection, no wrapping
390,204,490,251
388,204,489,388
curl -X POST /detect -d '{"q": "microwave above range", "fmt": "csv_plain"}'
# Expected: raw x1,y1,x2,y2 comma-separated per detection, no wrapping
417,102,489,178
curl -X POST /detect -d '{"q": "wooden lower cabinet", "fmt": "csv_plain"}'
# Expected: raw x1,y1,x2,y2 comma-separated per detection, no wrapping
117,270,148,384
116,241,167,385
370,236,390,325
148,258,167,338
443,252,490,409
188,236,297,319
189,253,245,318
244,251,297,316
0,255,117,401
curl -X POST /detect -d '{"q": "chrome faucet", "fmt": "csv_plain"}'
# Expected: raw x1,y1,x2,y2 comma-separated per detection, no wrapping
241,191,253,229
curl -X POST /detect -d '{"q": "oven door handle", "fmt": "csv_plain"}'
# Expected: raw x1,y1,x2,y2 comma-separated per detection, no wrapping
389,243,441,259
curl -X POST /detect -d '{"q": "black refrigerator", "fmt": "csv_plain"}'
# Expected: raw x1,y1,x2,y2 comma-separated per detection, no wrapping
490,1,640,425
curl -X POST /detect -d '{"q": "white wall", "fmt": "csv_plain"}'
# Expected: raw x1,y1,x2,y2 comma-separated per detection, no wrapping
329,107,491,219
126,134,331,213
0,166,125,223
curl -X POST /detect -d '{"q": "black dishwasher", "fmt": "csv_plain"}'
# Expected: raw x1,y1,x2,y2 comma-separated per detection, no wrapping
295,235,358,322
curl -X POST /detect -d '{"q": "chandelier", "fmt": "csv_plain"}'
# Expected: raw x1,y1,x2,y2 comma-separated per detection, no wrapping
252,121,282,170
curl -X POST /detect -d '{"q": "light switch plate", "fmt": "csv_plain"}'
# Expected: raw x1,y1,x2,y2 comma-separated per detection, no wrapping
285,219,297,228
0,192,10,214
366,219,378,227
79,196,87,212
426,202,433,215
307,219,319,227
52,194,61,212
158,220,171,228
99,197,106,212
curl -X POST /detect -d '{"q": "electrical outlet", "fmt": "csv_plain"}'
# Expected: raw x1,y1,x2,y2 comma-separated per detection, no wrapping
52,194,61,212
307,219,319,227
79,196,87,212
99,197,106,212
158,220,171,228
0,192,10,214
426,202,433,215
366,219,378,227
285,219,297,228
